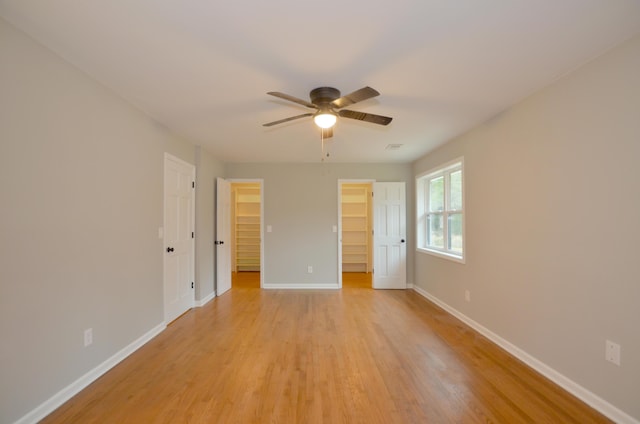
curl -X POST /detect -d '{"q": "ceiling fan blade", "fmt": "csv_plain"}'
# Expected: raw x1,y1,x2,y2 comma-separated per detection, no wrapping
339,109,393,126
263,113,313,127
321,127,333,139
267,92,316,109
331,86,380,109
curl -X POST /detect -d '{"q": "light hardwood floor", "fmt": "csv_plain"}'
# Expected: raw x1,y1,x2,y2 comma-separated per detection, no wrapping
232,271,261,289
42,273,611,423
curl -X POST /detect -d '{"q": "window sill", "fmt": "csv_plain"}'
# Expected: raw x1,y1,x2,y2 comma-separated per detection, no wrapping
417,247,465,264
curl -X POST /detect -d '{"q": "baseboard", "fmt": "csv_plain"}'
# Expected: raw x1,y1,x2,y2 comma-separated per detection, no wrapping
14,323,166,424
411,285,639,424
195,291,216,307
263,283,340,289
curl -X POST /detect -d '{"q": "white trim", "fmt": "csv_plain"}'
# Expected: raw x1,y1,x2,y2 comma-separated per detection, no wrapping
416,247,465,264
163,153,196,323
416,157,465,264
415,156,465,180
262,283,340,290
411,286,639,424
195,291,216,307
14,323,166,424
163,151,195,170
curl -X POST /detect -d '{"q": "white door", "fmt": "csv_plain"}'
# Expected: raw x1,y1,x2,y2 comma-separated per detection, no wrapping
216,177,232,296
164,154,195,323
373,182,407,289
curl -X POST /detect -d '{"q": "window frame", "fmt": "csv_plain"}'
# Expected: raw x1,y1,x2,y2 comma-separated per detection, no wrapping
416,157,465,263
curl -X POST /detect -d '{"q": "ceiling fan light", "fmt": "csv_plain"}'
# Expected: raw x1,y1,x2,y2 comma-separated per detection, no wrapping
314,112,337,129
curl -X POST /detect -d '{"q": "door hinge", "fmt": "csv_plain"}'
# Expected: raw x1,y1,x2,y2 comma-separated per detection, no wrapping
191,282,194,289
192,181,195,188
192,231,194,238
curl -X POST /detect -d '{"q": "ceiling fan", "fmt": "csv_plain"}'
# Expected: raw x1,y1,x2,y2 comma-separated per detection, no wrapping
263,86,392,138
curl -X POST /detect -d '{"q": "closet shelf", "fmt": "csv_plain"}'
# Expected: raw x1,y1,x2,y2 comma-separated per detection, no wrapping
234,184,261,272
341,184,370,273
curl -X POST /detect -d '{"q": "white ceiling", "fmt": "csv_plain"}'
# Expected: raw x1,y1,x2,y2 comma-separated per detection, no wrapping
2,1,640,163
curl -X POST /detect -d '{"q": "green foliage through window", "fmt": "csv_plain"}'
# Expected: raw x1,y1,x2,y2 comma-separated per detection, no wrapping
417,159,464,261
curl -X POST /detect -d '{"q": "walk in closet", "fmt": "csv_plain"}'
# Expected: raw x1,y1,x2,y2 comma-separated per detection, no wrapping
341,183,372,273
231,182,261,272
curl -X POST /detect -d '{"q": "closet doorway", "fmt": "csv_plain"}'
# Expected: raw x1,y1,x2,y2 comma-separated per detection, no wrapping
339,181,373,288
230,181,263,289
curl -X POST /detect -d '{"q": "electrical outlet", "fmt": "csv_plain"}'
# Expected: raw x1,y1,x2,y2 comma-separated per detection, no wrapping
465,290,471,302
84,328,93,347
307,265,313,274
605,340,621,366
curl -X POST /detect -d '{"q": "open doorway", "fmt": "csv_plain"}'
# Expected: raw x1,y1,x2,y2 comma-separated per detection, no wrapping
339,181,373,288
230,181,262,289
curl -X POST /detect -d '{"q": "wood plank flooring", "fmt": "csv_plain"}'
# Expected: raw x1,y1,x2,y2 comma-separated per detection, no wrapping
232,271,260,289
342,271,372,289
42,274,611,423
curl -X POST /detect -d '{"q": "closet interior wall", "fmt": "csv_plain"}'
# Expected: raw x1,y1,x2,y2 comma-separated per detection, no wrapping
341,183,372,273
231,182,261,272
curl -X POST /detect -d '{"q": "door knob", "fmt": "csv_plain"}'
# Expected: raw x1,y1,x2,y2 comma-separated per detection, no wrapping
401,239,405,243
167,247,174,253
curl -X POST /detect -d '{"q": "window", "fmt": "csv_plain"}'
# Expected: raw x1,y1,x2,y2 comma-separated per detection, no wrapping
416,158,464,262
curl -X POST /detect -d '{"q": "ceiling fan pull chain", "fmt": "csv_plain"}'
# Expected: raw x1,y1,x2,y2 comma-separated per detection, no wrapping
320,130,330,161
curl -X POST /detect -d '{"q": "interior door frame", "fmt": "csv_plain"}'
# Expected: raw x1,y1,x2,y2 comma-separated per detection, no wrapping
216,177,231,296
337,179,375,288
229,178,265,288
163,152,196,323
372,182,407,289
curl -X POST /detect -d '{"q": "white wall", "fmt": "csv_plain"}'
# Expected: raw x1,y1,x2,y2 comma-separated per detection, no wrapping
0,18,217,423
413,34,640,421
226,163,413,287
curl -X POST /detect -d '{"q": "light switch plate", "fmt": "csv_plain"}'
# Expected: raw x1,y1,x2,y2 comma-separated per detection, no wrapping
605,340,621,366
84,328,93,347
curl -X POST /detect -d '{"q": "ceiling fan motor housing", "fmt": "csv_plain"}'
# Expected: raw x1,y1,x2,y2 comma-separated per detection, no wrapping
263,86,392,130
310,87,341,106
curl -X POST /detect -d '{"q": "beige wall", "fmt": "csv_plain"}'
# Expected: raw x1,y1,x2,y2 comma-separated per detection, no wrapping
4,8,638,422
0,17,412,421
226,163,413,287
413,34,640,420
0,18,219,422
